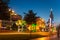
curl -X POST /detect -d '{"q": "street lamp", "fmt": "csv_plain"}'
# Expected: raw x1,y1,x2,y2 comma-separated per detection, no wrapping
12,10,14,13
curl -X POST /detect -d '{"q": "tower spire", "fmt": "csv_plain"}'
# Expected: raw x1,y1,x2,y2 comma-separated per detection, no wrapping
50,8,53,11
50,8,53,21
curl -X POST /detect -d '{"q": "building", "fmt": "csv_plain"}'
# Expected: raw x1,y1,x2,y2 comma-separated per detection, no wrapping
9,9,22,21
0,9,22,30
47,8,56,32
36,17,46,31
28,17,46,32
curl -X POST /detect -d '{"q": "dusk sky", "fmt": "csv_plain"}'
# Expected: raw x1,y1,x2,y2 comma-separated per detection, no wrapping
9,0,60,24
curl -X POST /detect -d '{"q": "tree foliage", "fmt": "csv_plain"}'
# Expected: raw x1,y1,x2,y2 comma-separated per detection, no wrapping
0,0,10,20
24,10,37,24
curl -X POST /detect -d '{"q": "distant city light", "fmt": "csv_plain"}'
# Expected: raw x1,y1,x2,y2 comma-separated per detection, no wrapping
9,9,11,11
12,10,14,13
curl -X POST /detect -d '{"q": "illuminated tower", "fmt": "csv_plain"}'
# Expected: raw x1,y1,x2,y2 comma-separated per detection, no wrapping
47,8,54,32
50,8,54,27
49,8,55,32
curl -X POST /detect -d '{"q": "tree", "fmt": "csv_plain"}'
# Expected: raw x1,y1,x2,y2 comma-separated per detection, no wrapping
11,23,18,30
24,10,37,24
0,0,10,20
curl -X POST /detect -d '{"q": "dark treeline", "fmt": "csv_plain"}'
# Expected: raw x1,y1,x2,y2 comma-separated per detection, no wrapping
0,0,10,20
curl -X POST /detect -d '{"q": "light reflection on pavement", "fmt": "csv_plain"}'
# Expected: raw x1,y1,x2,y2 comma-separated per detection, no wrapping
31,34,58,40
0,31,58,40
31,37,50,40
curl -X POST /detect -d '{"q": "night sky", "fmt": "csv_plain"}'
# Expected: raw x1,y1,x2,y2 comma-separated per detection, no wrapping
9,0,60,24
